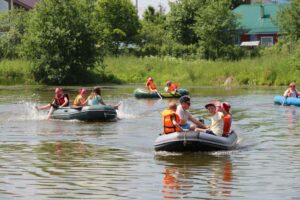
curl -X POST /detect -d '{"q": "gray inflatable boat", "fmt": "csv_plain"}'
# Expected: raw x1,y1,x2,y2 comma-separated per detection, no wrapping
154,131,237,152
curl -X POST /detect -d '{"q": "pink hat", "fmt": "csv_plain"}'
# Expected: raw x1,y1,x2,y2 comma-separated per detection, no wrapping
80,88,87,95
55,88,62,94
166,81,171,86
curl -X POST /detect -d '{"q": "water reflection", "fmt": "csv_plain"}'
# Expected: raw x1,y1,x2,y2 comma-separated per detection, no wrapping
285,106,297,130
155,153,233,199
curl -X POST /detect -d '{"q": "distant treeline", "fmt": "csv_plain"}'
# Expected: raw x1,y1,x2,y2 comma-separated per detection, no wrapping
0,0,299,85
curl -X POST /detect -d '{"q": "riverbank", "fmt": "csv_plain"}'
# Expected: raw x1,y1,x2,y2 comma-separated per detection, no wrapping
103,53,296,86
0,53,297,86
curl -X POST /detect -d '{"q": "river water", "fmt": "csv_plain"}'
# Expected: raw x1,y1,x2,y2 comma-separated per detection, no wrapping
0,85,299,200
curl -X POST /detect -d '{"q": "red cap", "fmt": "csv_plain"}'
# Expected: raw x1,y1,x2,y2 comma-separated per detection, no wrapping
222,102,231,113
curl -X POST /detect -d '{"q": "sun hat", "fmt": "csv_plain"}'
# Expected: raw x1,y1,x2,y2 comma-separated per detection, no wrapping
205,101,216,109
80,88,87,95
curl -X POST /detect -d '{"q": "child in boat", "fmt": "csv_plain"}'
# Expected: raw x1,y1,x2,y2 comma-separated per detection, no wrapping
87,86,120,109
162,101,183,134
283,82,299,98
195,102,224,136
164,81,178,95
73,88,88,107
146,77,158,93
36,88,69,119
219,102,232,137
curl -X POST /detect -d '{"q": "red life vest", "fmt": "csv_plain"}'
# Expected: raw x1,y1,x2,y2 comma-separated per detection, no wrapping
162,109,181,134
223,114,232,136
54,94,69,107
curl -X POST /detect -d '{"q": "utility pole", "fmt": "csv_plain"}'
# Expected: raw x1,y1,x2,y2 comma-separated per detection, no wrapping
135,0,138,12
9,0,14,10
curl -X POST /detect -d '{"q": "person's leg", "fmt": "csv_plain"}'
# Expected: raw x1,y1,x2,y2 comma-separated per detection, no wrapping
47,106,57,119
36,104,51,110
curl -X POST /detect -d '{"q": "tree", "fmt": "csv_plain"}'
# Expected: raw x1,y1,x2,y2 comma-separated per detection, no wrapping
0,9,29,59
277,0,300,42
194,0,240,60
138,6,168,56
95,0,140,55
22,0,103,84
167,0,207,45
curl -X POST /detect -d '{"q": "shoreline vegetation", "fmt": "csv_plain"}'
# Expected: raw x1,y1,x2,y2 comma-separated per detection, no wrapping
0,51,297,87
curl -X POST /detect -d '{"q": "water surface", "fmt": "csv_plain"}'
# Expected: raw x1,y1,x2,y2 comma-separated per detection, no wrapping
0,85,299,199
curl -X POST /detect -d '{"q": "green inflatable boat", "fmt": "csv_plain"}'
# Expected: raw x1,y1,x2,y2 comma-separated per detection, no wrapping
50,105,117,121
134,88,189,98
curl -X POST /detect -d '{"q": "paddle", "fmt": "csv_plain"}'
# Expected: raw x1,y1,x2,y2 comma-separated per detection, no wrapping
156,90,163,99
282,96,288,106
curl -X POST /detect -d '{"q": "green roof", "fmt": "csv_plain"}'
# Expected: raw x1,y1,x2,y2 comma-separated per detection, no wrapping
233,4,287,34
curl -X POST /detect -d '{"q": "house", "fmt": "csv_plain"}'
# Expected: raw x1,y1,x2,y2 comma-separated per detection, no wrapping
0,0,38,11
233,4,287,47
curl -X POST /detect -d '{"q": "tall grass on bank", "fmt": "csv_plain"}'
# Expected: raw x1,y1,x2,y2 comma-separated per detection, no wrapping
102,53,296,86
0,59,35,85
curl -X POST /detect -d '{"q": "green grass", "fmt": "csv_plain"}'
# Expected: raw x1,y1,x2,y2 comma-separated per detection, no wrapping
102,53,297,86
0,59,35,85
0,52,298,86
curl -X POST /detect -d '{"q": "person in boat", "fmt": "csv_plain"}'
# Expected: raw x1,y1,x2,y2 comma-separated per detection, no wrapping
164,81,178,95
162,101,183,134
87,86,120,109
176,95,207,131
146,77,158,93
73,88,88,107
36,87,69,119
195,102,224,136
283,82,299,98
219,102,232,137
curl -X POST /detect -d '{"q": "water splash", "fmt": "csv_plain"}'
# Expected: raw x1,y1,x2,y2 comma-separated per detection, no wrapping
11,100,47,121
116,101,140,119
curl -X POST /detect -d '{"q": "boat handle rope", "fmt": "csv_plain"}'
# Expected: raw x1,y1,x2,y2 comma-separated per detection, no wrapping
183,132,187,146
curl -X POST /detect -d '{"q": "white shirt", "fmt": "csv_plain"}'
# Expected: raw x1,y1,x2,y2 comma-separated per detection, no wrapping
283,89,299,97
210,112,224,136
176,104,192,125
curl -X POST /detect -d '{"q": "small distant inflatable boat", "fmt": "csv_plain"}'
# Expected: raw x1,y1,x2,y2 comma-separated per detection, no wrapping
154,131,237,152
134,88,189,98
50,105,117,121
273,96,300,106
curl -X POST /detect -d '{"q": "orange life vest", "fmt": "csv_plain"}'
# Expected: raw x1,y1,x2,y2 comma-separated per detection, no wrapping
146,80,157,92
223,114,232,136
167,83,178,92
162,109,181,134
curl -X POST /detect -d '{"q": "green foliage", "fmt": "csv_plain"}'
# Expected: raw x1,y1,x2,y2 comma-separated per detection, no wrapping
95,0,140,55
22,0,103,85
194,0,240,60
167,0,206,45
277,0,300,42
0,59,33,84
0,9,29,59
137,6,168,57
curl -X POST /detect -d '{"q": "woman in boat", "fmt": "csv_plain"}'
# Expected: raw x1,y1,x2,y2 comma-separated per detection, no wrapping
164,81,178,95
87,86,120,109
73,88,88,107
146,77,158,93
36,88,69,119
162,101,183,134
283,82,299,98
